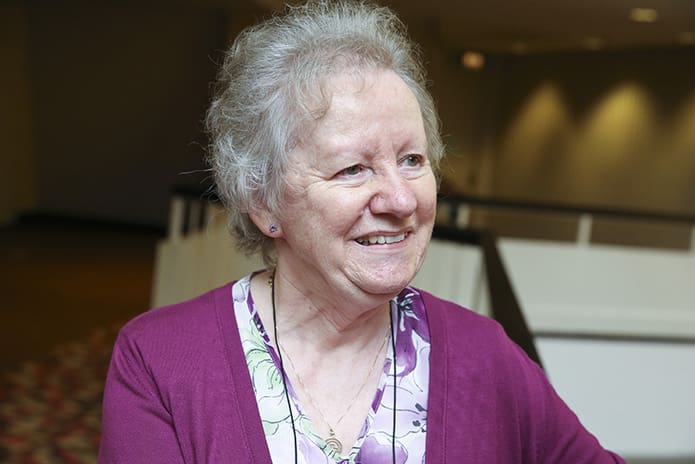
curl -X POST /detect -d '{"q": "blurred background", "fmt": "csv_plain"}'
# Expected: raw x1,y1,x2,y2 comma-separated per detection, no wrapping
1,0,694,462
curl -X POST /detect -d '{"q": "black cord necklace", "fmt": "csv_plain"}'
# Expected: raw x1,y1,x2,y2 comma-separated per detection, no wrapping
271,272,298,464
391,303,399,464
269,271,397,464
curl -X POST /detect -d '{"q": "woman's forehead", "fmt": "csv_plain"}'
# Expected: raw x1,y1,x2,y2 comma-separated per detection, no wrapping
307,70,422,135
288,70,426,166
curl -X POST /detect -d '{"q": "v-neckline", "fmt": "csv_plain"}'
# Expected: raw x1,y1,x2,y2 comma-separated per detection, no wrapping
249,292,396,462
218,278,438,464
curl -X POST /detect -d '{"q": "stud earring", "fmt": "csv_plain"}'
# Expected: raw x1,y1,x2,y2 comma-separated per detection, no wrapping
269,224,278,234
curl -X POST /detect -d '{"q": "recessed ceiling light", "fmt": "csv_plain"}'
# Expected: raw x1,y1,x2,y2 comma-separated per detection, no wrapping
629,8,658,23
460,51,485,70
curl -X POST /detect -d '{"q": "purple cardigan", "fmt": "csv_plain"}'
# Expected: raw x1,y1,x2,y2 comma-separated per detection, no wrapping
99,283,624,463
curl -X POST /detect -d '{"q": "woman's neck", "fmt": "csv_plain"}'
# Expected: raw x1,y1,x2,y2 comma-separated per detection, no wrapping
250,269,392,352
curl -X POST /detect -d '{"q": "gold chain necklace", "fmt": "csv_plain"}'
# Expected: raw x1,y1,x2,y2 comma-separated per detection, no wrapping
278,330,389,455
268,271,390,455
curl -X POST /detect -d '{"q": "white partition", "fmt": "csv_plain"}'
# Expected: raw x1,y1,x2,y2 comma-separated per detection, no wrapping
537,337,695,459
151,207,263,308
498,239,695,338
494,238,695,459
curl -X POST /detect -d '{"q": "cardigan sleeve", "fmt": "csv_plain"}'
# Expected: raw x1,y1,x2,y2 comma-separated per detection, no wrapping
98,328,185,464
503,336,626,464
420,289,625,463
98,283,273,464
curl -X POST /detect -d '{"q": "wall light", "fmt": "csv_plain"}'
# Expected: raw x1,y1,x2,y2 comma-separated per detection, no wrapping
629,8,659,23
460,51,485,70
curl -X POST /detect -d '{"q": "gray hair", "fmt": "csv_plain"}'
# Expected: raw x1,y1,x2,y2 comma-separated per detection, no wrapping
205,0,445,264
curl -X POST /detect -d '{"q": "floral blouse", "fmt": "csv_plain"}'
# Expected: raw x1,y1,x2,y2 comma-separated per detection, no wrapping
231,275,431,464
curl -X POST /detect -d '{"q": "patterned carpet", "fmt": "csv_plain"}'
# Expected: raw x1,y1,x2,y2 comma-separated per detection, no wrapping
0,325,119,464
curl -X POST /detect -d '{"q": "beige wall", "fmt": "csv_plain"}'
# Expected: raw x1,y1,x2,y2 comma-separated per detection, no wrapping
436,48,695,217
1,4,37,224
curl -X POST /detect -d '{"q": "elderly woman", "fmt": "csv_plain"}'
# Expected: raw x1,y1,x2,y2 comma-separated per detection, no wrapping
100,1,625,463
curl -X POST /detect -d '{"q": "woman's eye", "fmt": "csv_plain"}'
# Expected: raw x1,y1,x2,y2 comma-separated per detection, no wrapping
340,164,363,176
401,154,423,167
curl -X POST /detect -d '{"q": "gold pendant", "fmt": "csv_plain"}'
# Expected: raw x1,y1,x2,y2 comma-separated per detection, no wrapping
325,428,343,454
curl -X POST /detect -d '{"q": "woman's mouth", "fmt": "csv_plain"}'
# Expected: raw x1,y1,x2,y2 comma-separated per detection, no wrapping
355,232,408,246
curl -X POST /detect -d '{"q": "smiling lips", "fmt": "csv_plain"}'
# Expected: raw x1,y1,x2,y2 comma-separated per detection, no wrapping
355,232,408,246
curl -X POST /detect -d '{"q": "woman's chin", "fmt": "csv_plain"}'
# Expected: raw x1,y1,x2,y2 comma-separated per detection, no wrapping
348,270,415,299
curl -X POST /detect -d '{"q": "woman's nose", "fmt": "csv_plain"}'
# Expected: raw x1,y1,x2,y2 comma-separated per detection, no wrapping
369,171,417,218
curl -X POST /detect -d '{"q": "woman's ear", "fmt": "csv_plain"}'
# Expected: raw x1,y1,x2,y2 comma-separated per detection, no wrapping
249,208,282,238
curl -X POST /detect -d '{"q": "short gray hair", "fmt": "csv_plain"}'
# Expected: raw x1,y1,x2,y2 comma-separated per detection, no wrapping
206,0,444,264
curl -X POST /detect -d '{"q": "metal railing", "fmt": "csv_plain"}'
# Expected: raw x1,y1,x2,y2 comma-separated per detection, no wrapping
439,193,695,251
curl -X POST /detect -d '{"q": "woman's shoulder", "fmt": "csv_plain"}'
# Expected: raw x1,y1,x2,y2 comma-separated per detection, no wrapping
117,281,237,350
413,286,527,367
128,282,234,329
108,281,241,391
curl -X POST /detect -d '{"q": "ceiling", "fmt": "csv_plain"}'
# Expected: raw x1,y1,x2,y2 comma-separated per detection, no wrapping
242,0,695,54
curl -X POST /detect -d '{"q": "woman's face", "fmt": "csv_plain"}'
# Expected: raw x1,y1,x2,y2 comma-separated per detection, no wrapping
272,69,437,306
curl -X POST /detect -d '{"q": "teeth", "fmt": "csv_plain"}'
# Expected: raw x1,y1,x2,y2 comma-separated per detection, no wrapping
356,233,407,246
386,234,405,243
